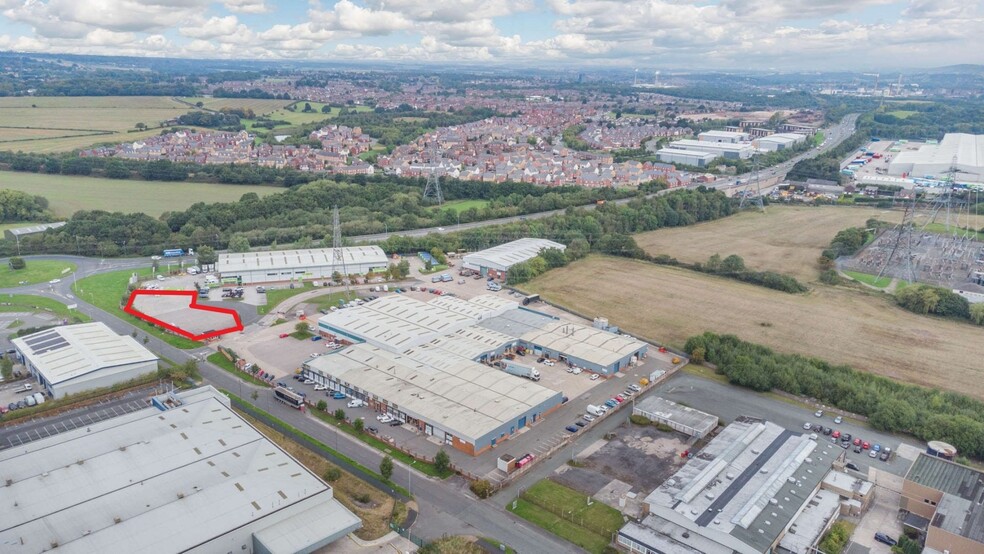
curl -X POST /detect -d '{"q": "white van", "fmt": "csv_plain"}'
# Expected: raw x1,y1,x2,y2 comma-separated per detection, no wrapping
586,405,604,417
32,392,45,405
187,267,199,275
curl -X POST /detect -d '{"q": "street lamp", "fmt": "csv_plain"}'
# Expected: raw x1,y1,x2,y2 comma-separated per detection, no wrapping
409,460,416,495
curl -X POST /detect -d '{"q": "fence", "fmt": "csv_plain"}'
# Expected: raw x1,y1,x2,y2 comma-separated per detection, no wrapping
514,489,616,537
389,522,427,548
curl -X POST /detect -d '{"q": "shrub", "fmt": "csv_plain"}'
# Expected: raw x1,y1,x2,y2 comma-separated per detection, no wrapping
434,449,451,475
334,408,346,420
323,467,342,482
380,456,393,481
316,400,327,412
629,414,651,426
470,479,494,499
819,269,842,285
8,257,26,270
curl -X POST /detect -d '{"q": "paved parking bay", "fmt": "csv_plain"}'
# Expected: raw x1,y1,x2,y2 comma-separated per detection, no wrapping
0,390,152,450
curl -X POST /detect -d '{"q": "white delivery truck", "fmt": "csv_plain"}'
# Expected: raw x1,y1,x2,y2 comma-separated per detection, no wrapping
586,405,605,417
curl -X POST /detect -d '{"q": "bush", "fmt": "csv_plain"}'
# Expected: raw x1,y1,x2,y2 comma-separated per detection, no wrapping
897,284,971,321
380,456,394,481
818,521,853,554
334,408,346,420
685,332,984,459
629,414,651,426
316,400,327,412
470,479,494,499
8,257,25,270
819,269,842,285
434,449,451,475
323,467,342,482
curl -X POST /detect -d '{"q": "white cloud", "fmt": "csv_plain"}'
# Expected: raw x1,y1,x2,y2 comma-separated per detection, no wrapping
310,0,413,35
223,0,269,13
364,0,532,22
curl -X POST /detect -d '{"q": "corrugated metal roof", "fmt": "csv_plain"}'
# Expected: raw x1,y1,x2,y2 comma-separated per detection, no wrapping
218,246,388,273
462,238,566,271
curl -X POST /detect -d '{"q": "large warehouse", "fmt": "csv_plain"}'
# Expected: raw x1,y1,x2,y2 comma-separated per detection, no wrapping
889,133,984,182
901,453,984,553
0,386,361,553
656,148,718,168
12,322,159,399
665,139,755,159
304,345,562,455
309,294,647,454
462,238,566,280
218,246,390,285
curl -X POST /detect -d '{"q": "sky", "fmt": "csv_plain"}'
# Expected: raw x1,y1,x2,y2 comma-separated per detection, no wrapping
0,0,981,70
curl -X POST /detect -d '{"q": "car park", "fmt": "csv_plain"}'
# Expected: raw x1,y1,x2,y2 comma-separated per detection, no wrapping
565,425,579,433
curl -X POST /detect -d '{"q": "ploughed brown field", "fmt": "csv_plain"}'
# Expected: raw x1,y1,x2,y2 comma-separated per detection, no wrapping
527,256,984,400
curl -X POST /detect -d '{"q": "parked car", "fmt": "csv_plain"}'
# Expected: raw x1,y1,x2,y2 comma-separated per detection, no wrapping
367,426,379,434
311,336,322,342
853,438,862,446
314,384,327,391
879,451,890,461
841,433,852,443
590,374,599,381
583,414,595,422
347,399,364,408
605,400,617,408
565,425,579,433
814,410,824,418
872,444,880,452
331,392,346,399
831,430,841,439
628,384,641,392
388,419,402,426
303,379,315,385
615,394,625,402
823,427,833,435
874,533,897,546
833,416,843,424
863,442,871,450
279,333,290,338
845,461,861,472
854,446,862,454
575,421,586,428
802,422,812,430
869,449,878,458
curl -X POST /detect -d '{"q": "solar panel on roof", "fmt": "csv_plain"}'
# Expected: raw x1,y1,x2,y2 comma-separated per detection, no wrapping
26,335,71,355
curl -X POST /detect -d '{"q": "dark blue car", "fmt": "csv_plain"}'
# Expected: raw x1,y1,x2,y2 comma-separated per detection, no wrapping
565,425,579,433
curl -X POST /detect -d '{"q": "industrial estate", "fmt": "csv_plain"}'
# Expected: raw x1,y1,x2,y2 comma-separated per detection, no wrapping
2,45,984,554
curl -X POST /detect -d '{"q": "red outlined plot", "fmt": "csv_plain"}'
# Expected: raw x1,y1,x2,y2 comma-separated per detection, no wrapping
124,289,244,341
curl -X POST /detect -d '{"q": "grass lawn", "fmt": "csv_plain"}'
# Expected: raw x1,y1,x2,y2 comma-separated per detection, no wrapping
923,222,984,241
73,267,201,349
207,352,270,387
886,110,918,119
0,171,283,218
258,282,314,315
418,264,449,275
0,260,76,288
439,199,490,213
307,291,355,310
309,408,453,479
843,270,892,288
509,497,613,554
508,479,623,554
0,294,90,322
813,131,825,147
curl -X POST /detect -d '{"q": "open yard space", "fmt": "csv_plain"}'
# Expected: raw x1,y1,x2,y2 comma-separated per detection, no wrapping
439,199,490,213
0,260,76,288
0,171,283,217
526,256,984,400
508,479,624,554
635,206,903,282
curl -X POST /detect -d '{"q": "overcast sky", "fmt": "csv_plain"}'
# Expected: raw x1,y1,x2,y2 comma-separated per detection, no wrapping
0,0,980,70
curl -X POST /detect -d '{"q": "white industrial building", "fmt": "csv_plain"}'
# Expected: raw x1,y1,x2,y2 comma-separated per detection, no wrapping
0,386,361,553
665,139,755,160
12,322,159,399
309,294,647,455
889,133,984,182
656,148,718,167
699,130,750,143
632,396,718,438
617,418,854,554
754,133,808,152
218,246,390,285
462,238,566,280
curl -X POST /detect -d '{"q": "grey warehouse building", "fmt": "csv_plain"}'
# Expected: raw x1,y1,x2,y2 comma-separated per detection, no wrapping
218,246,390,285
462,238,566,280
632,396,718,438
12,322,159,399
0,386,361,553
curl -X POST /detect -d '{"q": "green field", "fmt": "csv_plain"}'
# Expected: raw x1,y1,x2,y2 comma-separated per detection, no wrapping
178,97,292,115
243,104,373,130
73,267,201,349
507,479,624,554
258,282,314,315
0,171,283,217
886,110,918,119
0,260,76,288
842,270,893,288
923,222,984,241
0,294,90,322
0,96,191,152
440,199,490,213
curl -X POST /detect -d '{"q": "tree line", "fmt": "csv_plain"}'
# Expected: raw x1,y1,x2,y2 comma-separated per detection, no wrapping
685,332,984,460
0,189,51,223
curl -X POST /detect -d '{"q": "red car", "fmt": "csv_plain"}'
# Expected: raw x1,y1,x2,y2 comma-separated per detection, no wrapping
862,442,870,450
613,397,624,404
832,430,841,439
279,333,289,338
853,438,862,446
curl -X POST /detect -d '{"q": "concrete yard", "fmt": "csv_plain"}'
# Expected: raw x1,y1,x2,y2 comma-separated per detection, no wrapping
130,293,240,337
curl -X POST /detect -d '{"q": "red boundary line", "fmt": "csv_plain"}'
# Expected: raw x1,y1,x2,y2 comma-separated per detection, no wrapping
123,289,244,341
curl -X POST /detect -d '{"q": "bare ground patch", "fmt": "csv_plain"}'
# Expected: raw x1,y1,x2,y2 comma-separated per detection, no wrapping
527,256,984,400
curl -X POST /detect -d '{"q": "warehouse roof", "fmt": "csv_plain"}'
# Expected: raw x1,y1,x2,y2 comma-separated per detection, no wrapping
421,326,517,360
657,148,718,159
0,386,360,553
3,221,66,238
633,396,718,436
667,139,754,152
218,246,388,273
12,322,158,385
644,419,841,554
462,238,566,271
319,294,475,350
305,345,561,443
699,130,748,140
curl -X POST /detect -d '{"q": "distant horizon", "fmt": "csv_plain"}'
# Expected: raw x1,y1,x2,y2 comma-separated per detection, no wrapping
1,0,982,71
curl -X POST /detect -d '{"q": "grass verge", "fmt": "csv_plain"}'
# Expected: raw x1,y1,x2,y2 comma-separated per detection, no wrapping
508,479,623,554
0,260,76,288
309,407,453,479
73,267,201,349
258,282,314,315
418,264,449,275
0,294,90,322
843,270,892,288
206,352,270,387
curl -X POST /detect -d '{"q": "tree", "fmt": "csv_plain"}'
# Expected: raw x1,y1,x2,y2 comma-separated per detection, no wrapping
429,247,446,265
353,418,364,434
331,271,343,284
135,122,147,130
316,400,327,412
971,303,984,326
870,398,918,433
250,390,259,401
397,259,410,278
295,322,310,333
0,357,13,381
566,238,590,260
321,105,331,113
469,479,493,498
302,102,314,112
705,253,722,273
334,408,346,420
539,247,568,268
380,455,393,481
720,254,746,274
8,257,26,270
434,449,451,474
892,536,921,554
228,234,251,253
196,245,218,266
